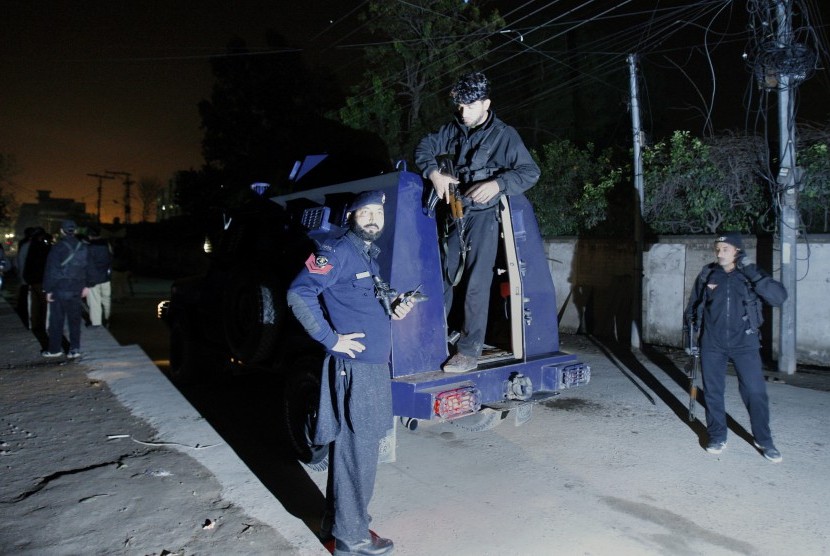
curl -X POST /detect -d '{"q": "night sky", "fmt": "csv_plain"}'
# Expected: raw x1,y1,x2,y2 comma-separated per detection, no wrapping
2,1,829,224
1,0,366,223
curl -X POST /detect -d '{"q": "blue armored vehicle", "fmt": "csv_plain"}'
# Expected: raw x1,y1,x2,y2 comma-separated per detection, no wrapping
162,159,589,466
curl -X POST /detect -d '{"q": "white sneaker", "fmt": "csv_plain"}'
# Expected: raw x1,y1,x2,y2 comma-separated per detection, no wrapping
705,440,727,454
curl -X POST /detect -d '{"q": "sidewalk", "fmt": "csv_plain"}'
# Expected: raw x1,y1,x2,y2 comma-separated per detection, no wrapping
0,297,327,555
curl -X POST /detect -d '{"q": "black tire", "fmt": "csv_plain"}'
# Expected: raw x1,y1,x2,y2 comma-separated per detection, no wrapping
451,409,510,432
222,273,283,364
283,356,329,471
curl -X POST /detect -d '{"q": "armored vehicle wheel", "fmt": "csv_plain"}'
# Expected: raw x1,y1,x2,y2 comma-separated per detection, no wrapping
168,313,226,384
284,357,329,471
222,273,283,364
168,315,200,384
451,408,510,432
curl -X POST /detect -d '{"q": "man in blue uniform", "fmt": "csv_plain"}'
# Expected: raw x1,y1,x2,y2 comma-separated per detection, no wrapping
85,225,113,327
287,191,414,556
685,232,787,462
42,220,92,358
415,71,540,373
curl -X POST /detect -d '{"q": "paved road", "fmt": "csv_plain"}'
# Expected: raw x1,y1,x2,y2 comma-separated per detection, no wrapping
108,277,830,556
373,338,830,555
8,275,826,555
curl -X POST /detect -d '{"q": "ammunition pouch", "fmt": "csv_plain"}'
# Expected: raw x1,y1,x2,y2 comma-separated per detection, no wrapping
456,166,501,211
744,297,764,334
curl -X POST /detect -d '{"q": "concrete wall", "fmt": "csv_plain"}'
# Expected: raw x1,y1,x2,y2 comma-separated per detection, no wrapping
545,235,830,367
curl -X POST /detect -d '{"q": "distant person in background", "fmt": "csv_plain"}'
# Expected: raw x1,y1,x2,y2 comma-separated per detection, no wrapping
23,228,51,342
85,226,113,327
15,227,36,327
111,237,133,302
42,220,92,359
0,242,8,291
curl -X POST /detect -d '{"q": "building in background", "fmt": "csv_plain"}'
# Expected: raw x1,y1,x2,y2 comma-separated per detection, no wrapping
15,190,89,239
156,179,182,222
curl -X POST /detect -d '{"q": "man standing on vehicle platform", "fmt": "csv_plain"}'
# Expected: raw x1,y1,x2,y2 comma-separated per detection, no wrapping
415,71,540,373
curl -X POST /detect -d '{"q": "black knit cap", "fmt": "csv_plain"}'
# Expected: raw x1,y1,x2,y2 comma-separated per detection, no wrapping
450,72,490,105
715,231,743,251
61,220,77,234
348,190,385,212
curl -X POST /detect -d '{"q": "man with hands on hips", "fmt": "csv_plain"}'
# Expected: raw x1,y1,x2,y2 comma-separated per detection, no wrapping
287,190,415,556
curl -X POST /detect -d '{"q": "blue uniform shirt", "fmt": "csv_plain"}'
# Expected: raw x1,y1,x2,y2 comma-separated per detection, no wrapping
685,262,787,353
287,230,392,364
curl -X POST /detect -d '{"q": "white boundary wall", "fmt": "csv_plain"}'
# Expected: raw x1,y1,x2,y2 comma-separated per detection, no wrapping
545,235,830,367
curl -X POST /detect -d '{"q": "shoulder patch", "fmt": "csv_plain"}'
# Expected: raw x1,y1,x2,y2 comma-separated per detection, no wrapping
305,253,333,275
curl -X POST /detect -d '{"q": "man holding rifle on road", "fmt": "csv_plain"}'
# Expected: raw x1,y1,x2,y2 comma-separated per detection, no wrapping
684,232,787,462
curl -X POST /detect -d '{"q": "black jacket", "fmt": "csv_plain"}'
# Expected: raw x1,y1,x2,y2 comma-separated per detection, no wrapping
414,110,540,211
685,262,787,353
86,238,113,286
43,235,91,294
22,232,51,285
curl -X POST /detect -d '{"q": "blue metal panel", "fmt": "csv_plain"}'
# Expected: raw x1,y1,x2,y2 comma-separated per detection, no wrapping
387,173,448,378
509,194,560,357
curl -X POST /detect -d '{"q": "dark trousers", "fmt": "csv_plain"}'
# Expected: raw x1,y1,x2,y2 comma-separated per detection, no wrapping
444,207,499,357
47,290,83,353
326,427,381,543
316,359,391,544
16,284,29,327
29,284,47,335
701,349,773,447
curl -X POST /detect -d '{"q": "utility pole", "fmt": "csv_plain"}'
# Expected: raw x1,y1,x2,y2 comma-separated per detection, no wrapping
106,170,134,224
774,0,798,375
86,173,115,223
627,53,644,350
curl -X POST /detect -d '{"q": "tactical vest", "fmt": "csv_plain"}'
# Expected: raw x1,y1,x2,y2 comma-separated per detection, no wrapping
451,120,508,211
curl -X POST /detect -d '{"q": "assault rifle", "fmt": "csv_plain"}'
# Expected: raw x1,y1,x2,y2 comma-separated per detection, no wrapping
440,158,465,223
684,319,701,422
436,157,468,286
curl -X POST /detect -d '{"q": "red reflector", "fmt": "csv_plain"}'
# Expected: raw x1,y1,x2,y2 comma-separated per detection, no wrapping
434,386,482,420
500,281,510,299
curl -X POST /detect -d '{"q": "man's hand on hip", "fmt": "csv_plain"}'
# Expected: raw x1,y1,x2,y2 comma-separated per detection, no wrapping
333,332,366,358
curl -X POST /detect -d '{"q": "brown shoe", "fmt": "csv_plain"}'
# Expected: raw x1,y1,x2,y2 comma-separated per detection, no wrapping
442,353,477,373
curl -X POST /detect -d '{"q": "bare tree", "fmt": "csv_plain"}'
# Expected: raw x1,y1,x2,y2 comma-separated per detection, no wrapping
137,176,164,223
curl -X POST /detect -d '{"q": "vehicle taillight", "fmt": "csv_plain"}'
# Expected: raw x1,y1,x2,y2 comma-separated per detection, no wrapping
561,364,591,388
434,386,481,420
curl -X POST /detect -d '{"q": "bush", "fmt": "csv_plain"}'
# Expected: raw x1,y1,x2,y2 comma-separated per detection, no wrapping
798,141,830,232
642,131,768,234
528,140,621,236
